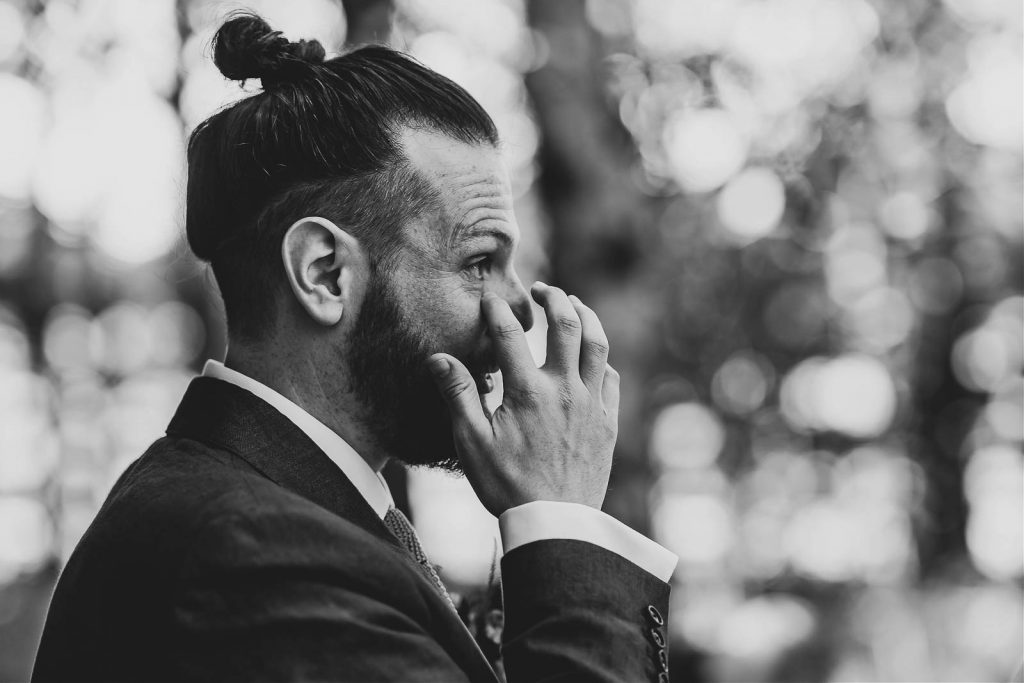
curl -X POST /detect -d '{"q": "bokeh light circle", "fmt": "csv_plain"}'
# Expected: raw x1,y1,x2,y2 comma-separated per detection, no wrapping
716,167,786,243
664,108,748,193
651,402,727,469
780,355,897,438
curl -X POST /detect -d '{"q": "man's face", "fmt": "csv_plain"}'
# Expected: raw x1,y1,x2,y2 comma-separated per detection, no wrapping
347,128,534,470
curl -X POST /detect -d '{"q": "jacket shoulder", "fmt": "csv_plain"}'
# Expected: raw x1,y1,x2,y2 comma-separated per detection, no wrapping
92,435,384,560
98,436,288,536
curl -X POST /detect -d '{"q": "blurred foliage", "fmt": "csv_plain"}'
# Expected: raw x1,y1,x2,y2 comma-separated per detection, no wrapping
0,0,1020,681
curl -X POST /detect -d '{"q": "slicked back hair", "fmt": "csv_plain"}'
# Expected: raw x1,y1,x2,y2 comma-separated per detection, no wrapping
186,15,499,340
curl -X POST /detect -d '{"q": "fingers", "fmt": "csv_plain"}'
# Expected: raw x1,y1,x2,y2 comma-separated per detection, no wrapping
427,354,491,443
569,294,610,392
533,283,609,393
601,363,621,420
482,293,536,385
532,282,582,374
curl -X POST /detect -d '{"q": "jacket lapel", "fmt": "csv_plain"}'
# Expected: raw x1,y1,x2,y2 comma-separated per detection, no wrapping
165,376,402,553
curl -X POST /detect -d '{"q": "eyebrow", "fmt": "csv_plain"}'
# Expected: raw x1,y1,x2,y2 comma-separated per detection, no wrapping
449,223,515,250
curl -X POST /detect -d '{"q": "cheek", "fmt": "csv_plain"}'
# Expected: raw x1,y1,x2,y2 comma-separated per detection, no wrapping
439,296,486,348
408,282,487,350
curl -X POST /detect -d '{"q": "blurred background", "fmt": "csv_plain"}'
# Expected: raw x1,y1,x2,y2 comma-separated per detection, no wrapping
0,0,1021,680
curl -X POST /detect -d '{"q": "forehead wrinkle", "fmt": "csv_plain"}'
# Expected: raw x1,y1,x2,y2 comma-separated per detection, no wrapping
447,206,514,253
437,166,506,202
438,172,513,252
446,172,504,198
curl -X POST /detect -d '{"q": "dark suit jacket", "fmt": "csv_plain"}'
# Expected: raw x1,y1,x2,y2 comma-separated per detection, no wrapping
32,377,672,682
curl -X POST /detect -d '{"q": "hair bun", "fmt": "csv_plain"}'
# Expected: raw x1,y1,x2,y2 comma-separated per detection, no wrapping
213,13,325,88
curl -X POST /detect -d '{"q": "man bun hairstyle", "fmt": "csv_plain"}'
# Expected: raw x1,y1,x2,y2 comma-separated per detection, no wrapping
186,13,498,339
212,14,326,88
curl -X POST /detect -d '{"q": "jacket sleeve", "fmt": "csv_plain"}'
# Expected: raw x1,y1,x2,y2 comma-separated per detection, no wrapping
167,509,484,683
500,539,672,683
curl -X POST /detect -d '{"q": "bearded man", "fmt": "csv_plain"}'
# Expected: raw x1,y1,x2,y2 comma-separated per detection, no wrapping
33,14,677,682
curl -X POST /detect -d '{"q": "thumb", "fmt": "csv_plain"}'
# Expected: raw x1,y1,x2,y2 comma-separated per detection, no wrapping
427,353,490,442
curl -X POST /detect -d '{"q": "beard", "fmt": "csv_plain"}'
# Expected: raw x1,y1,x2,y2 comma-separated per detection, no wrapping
346,272,491,472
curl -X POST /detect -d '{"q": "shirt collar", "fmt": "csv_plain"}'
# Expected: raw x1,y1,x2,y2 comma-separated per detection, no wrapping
201,360,393,519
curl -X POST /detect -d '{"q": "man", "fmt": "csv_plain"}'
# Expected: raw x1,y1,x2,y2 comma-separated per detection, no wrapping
33,14,677,682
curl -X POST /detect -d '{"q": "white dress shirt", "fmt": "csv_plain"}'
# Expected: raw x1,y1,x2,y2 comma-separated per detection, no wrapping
202,360,678,582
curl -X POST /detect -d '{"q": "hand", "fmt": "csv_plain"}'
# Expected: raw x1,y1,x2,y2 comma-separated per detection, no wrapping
427,283,620,517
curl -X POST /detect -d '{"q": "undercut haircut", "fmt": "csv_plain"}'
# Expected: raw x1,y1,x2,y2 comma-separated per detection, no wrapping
185,13,499,339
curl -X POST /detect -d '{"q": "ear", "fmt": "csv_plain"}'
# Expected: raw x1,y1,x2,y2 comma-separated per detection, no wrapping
281,216,364,327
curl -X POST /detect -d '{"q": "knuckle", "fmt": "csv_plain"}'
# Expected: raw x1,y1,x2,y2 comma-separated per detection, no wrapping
443,378,474,400
494,320,523,338
559,381,589,407
558,388,577,411
554,314,582,334
584,336,610,356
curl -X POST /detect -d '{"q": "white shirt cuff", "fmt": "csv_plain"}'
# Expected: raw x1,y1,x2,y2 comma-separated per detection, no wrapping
498,500,678,582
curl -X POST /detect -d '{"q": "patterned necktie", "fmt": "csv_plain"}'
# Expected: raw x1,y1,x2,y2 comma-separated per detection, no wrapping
383,507,456,610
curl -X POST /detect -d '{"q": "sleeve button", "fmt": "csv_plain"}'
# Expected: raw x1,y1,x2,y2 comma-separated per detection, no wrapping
657,672,670,683
658,649,669,672
647,604,665,626
649,627,666,648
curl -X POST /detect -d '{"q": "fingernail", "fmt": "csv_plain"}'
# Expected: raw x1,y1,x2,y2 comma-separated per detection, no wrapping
427,356,450,375
569,294,581,304
533,281,548,290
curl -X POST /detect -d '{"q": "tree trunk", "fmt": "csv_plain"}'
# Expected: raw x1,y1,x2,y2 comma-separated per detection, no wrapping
341,0,393,46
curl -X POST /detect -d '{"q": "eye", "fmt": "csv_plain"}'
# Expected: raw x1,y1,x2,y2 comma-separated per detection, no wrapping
467,256,493,281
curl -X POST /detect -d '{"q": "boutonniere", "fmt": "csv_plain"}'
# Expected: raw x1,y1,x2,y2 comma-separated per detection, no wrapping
452,541,506,681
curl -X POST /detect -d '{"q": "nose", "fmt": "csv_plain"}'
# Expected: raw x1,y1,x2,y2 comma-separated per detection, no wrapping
502,271,534,332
